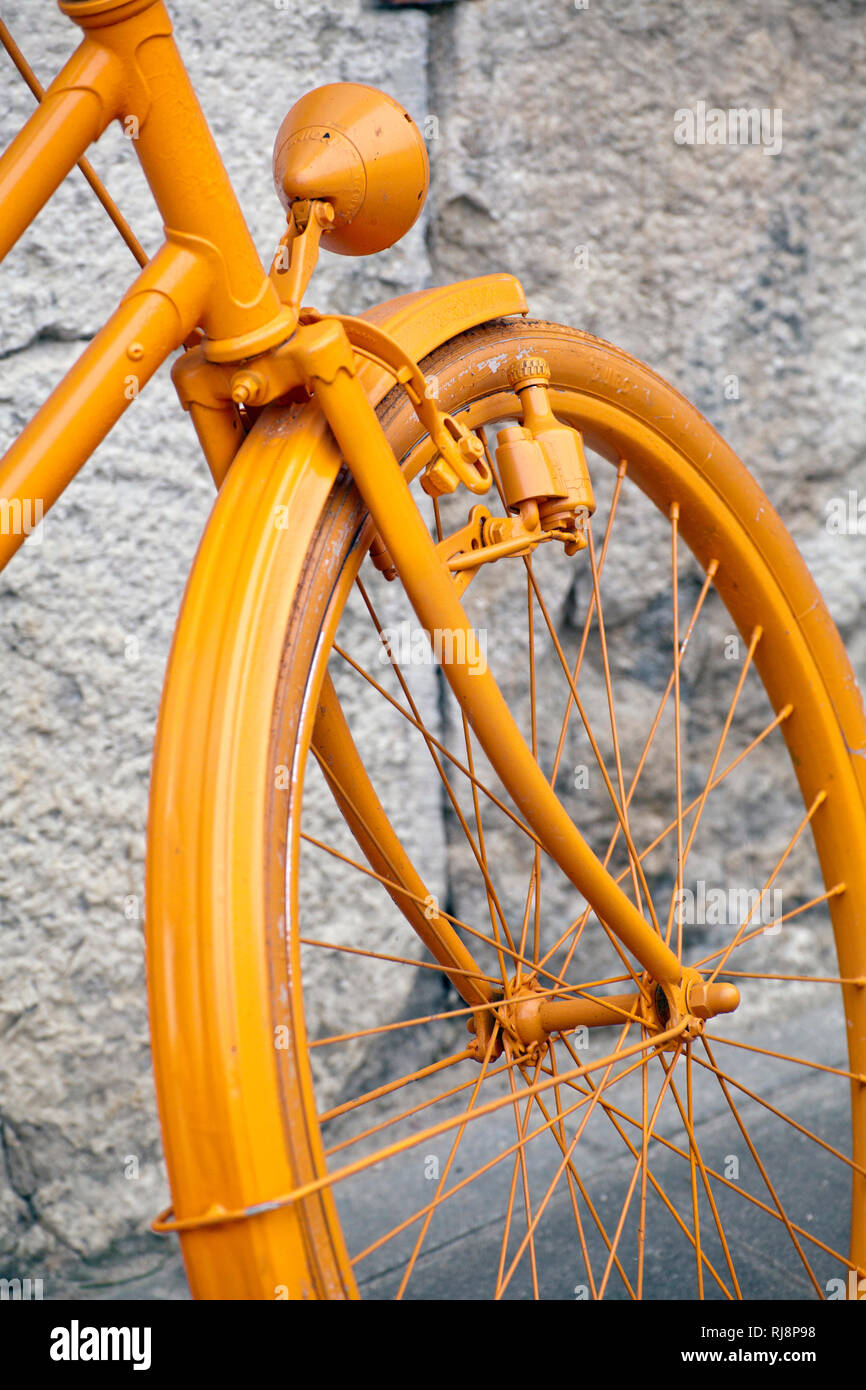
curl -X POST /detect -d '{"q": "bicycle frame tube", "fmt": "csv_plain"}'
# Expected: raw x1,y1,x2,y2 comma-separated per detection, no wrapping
0,36,122,263
0,0,292,568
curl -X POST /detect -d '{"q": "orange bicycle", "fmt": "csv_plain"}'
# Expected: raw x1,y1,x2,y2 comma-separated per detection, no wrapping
1,0,864,1301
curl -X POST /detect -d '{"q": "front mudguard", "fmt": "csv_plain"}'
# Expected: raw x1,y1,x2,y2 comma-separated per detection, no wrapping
356,272,527,388
145,273,528,1297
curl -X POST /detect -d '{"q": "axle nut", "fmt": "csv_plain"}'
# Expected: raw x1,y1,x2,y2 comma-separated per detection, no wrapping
687,979,740,1020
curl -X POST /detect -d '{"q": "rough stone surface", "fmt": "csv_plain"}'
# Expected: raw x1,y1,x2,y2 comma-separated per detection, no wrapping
0,0,863,1297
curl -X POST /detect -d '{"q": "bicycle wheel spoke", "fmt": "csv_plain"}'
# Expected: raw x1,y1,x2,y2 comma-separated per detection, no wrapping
595,1044,681,1301
664,625,763,941
694,884,845,971
660,1050,743,1299
352,579,518,954
538,563,720,978
714,969,859,985
686,1049,702,1296
332,1025,685,1218
395,1025,501,1299
546,457,628,795
561,1030,742,1302
707,791,826,985
703,1032,866,1085
324,1052,525,1158
300,935,494,988
546,1042,601,1299
693,1046,865,1181
636,1033,650,1297
592,1045,681,1301
532,1049,635,1299
525,564,662,934
477,423,507,511
310,728,497,1004
319,1049,472,1125
350,1027,664,1270
696,1037,825,1298
493,1067,531,1295
656,1050,745,1301
587,520,644,919
332,639,540,848
589,559,719,907
458,705,511,989
536,574,745,981
496,1022,635,1299
581,1079,863,1278
493,1058,544,1298
557,1034,733,1299
546,702,797,975
670,504,685,955
525,568,542,968
637,703,792,872
300,829,577,996
310,1000,496,1049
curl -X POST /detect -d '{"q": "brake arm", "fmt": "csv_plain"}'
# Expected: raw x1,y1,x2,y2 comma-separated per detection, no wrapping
301,311,491,497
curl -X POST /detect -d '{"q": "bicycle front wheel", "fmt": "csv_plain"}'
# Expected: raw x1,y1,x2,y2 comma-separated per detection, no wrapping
147,318,866,1300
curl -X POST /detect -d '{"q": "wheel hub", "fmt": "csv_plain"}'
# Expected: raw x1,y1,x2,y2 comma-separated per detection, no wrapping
465,967,740,1062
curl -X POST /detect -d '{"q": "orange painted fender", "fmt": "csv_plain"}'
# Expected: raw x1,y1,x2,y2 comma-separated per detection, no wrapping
145,273,526,1299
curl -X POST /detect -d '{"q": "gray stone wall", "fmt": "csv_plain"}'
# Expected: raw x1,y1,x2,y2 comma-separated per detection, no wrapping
0,0,863,1295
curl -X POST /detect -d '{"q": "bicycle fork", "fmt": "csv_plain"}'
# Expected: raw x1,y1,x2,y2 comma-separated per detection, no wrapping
291,317,739,1054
